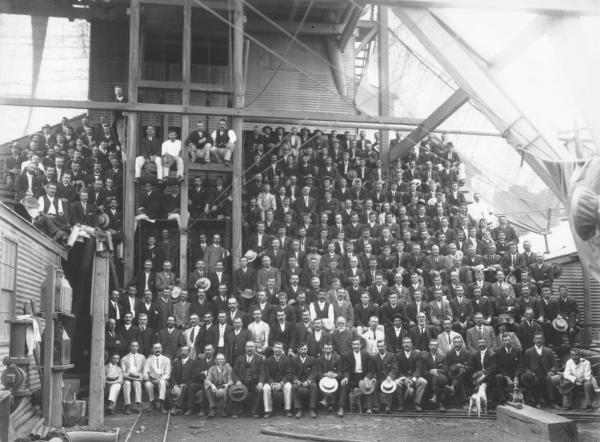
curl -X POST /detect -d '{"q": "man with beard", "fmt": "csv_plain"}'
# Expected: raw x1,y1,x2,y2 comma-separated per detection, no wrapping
170,345,203,415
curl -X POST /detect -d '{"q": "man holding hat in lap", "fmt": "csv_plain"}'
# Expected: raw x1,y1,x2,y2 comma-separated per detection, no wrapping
231,341,264,418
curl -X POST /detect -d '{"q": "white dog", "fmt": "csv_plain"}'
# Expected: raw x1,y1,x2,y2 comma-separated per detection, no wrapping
468,383,488,417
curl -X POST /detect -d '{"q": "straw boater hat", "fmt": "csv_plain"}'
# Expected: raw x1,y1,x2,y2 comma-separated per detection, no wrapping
552,317,569,332
448,363,465,380
319,377,338,394
170,286,181,300
380,378,397,394
244,250,257,263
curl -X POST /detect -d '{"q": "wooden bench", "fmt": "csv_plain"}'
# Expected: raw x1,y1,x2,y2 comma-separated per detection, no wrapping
497,405,578,442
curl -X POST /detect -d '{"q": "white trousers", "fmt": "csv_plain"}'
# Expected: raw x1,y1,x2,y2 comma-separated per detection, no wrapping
145,379,168,401
106,382,122,403
135,156,163,179
263,382,292,412
123,380,142,405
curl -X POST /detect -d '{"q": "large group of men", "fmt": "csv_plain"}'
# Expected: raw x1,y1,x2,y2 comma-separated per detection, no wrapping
1,97,593,418
101,121,593,418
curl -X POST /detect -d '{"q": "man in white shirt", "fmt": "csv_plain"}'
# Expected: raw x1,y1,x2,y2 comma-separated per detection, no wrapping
121,341,146,413
560,348,595,410
209,118,237,166
105,353,123,414
161,130,184,183
143,343,172,413
248,308,270,356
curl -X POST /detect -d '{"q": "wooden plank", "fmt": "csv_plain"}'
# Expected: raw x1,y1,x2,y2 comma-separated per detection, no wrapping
124,0,141,286
390,89,469,162
180,0,192,286
245,21,344,36
0,391,13,442
377,6,391,168
379,0,600,15
496,405,578,442
42,265,56,426
231,0,244,272
138,80,232,94
88,255,109,430
325,37,347,96
489,15,552,70
0,97,424,127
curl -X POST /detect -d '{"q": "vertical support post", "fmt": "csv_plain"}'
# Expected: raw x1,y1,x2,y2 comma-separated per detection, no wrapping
42,265,56,426
88,254,109,429
377,6,390,169
574,126,593,346
231,0,244,271
180,0,191,284
124,0,141,284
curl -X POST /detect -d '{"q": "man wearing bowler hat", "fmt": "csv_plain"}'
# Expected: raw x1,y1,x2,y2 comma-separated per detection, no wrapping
231,341,264,418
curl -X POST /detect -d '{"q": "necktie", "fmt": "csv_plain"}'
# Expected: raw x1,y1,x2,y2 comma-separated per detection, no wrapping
478,327,482,337
447,333,451,346
190,327,195,343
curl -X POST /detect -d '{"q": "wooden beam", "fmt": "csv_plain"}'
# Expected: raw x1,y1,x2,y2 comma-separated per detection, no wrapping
231,0,244,271
180,0,192,286
393,7,569,200
549,15,600,153
136,80,232,93
391,89,469,162
339,4,364,52
123,0,140,286
378,6,391,168
381,0,600,15
354,24,378,57
489,15,552,70
88,255,109,429
0,96,425,126
42,265,56,427
245,20,344,36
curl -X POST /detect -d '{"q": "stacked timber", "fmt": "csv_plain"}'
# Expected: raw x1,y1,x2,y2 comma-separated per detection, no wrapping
10,397,54,440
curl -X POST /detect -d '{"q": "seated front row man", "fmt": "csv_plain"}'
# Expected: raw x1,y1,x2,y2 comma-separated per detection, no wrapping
560,348,596,411
120,341,146,414
144,343,172,414
105,353,123,414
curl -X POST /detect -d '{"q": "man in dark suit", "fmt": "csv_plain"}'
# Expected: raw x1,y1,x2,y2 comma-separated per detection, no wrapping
316,342,344,413
385,314,410,353
69,190,97,226
516,308,543,350
405,291,430,328
409,312,438,351
369,340,398,413
105,318,127,356
270,310,295,354
139,291,160,331
232,256,257,308
263,341,294,418
118,312,141,346
521,332,561,408
231,341,265,418
471,288,494,326
108,290,126,326
421,339,449,411
225,317,252,364
471,337,496,384
339,338,372,416
135,313,156,357
306,318,331,358
493,333,523,404
445,335,473,407
291,342,319,418
195,345,217,417
170,345,203,415
206,312,233,355
396,336,428,411
157,316,185,360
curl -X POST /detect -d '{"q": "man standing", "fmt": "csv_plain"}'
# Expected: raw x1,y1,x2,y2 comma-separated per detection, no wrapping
143,343,172,414
157,316,184,360
445,336,472,409
466,313,497,352
369,340,398,414
493,334,523,405
121,341,146,414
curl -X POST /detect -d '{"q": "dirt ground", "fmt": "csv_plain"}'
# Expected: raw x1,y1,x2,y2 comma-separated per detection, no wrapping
101,410,600,442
